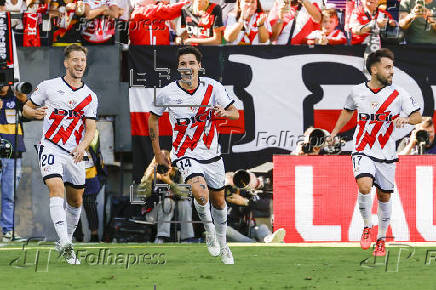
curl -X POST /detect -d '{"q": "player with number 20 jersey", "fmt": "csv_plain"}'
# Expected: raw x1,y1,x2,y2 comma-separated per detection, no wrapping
23,44,98,265
31,76,98,186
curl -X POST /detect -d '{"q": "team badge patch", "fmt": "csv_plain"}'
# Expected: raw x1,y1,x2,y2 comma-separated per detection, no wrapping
371,102,379,109
68,99,77,108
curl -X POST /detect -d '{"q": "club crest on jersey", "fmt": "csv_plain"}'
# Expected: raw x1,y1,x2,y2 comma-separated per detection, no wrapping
371,102,379,109
189,106,196,112
68,99,77,108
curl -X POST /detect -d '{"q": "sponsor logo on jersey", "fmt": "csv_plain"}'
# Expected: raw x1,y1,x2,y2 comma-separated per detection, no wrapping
176,110,213,126
53,108,84,118
359,112,394,122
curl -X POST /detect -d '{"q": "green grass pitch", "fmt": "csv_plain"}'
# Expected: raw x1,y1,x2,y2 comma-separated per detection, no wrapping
0,243,435,290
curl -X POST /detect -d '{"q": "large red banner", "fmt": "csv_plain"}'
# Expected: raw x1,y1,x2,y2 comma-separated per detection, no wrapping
273,155,436,242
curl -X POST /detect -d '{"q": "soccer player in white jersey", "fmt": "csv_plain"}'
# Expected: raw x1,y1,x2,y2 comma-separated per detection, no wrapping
23,44,98,264
148,46,239,264
329,48,422,256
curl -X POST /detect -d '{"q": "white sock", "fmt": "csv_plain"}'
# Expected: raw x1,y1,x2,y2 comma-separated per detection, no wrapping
49,197,69,246
194,199,215,233
377,199,392,241
66,203,82,243
211,205,227,248
358,192,372,228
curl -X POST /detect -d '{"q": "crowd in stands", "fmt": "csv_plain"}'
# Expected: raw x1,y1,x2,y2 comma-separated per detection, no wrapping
1,0,435,46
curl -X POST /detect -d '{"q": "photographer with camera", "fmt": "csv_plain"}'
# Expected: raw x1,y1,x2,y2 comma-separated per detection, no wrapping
225,172,285,243
140,150,195,243
398,117,436,155
400,0,436,44
292,127,328,155
0,84,28,242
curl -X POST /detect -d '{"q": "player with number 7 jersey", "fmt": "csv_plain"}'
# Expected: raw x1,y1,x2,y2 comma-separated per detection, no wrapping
329,48,422,257
23,44,98,265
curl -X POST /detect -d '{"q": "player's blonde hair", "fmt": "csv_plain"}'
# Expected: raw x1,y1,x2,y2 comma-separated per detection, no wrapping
64,44,88,59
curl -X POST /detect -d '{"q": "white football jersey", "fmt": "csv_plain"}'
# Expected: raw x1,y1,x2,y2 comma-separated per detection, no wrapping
344,82,420,162
31,77,98,153
150,77,235,163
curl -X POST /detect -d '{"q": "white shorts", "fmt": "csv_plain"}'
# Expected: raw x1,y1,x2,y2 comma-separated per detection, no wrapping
352,154,396,193
173,157,225,190
37,140,86,188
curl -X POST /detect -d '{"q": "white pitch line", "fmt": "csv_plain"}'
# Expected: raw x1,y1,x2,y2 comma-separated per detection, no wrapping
1,242,436,251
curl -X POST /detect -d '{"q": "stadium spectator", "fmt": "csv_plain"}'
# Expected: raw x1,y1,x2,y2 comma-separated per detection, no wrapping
129,0,188,45
82,0,117,44
224,0,269,44
224,173,285,243
210,0,236,25
22,0,50,47
5,0,25,30
398,117,436,155
140,150,195,243
306,8,347,44
0,85,27,242
177,0,224,45
267,0,322,45
109,0,130,44
349,0,396,45
399,0,436,44
51,0,85,45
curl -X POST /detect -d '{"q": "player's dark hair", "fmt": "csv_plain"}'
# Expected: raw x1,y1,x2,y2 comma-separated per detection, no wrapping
365,48,394,75
64,44,88,59
177,46,203,63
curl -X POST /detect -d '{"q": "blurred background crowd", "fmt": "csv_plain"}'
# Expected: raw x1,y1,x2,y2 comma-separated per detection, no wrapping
0,0,435,46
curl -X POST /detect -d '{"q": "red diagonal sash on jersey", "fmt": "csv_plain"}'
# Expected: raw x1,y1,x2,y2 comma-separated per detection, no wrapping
356,90,399,151
45,94,93,145
173,84,214,157
377,113,399,148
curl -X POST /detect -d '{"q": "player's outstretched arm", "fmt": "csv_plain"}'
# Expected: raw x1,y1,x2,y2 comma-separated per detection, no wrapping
214,104,239,120
148,113,170,168
72,118,96,163
329,109,354,140
22,100,48,120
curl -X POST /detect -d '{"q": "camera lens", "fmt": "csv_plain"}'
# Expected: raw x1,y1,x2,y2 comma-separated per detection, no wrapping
157,164,169,174
233,170,251,189
416,130,429,144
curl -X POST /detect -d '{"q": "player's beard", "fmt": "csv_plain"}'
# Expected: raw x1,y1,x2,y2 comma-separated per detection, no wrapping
68,66,84,80
376,73,392,87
